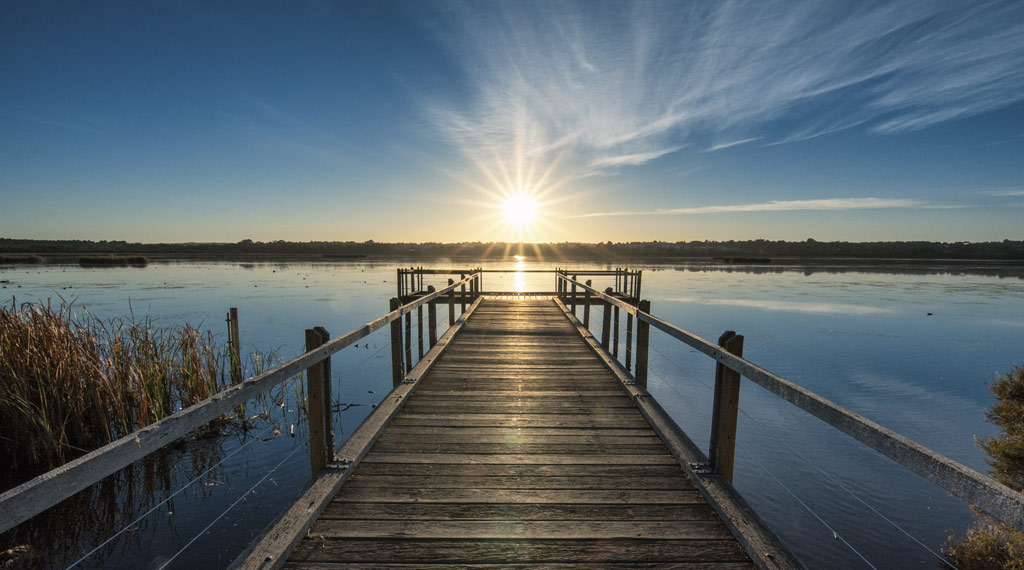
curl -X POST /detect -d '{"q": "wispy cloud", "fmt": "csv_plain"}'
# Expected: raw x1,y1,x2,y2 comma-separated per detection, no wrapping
420,1,1024,185
572,197,927,218
705,138,760,153
983,188,1024,197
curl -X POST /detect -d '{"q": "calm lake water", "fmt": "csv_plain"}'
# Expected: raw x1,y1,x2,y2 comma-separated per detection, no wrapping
2,258,1023,569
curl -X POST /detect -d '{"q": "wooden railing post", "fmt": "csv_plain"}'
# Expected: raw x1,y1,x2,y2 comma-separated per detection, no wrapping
305,327,332,477
460,273,467,314
226,307,242,385
709,331,744,482
447,278,455,325
612,302,620,358
427,285,437,348
625,304,634,370
404,300,413,373
389,298,404,387
601,287,613,350
571,275,577,315
635,300,651,387
583,280,592,328
417,299,424,359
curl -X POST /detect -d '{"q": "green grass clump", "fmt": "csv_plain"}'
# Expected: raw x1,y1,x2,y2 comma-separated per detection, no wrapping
0,300,229,489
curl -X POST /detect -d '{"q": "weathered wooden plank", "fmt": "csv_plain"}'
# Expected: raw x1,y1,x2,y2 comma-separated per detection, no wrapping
343,474,690,489
388,416,651,428
283,563,756,570
373,432,662,444
334,487,702,504
377,426,654,437
308,520,732,540
360,453,678,465
397,404,642,415
412,388,626,396
349,462,685,478
405,398,634,408
319,502,718,521
287,539,751,564
367,442,670,454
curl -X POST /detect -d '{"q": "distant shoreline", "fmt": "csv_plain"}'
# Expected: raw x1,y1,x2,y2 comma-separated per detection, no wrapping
2,237,1023,263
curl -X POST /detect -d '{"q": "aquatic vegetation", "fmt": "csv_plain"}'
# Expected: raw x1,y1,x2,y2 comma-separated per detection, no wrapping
0,255,45,265
78,255,149,267
0,300,231,489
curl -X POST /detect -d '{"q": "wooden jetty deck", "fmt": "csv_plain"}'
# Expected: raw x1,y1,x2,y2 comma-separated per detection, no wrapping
282,298,759,568
8,269,1023,569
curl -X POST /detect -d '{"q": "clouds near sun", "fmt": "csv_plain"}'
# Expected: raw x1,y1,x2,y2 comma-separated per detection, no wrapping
421,0,1024,196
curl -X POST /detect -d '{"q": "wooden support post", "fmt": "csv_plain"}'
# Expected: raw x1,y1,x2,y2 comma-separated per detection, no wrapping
417,302,424,359
601,287,613,350
570,275,577,315
709,331,744,483
447,278,455,325
583,280,592,328
635,300,651,388
404,307,413,373
313,326,333,457
625,308,634,370
389,298,404,387
460,273,467,314
613,304,620,358
427,285,437,348
305,327,331,477
226,307,242,385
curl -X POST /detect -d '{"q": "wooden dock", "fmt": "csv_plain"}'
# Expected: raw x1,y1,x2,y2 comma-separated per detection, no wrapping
282,298,759,568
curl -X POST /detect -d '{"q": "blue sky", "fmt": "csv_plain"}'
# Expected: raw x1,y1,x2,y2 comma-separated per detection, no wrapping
2,0,1023,243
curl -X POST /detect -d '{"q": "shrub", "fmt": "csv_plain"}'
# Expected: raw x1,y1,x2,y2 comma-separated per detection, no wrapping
944,364,1024,569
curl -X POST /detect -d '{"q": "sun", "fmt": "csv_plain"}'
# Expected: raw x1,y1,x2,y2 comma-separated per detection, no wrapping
501,192,538,228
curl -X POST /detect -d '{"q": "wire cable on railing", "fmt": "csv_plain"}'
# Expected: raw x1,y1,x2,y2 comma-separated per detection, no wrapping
738,444,881,570
644,326,958,568
156,442,305,569
65,422,279,569
731,391,961,569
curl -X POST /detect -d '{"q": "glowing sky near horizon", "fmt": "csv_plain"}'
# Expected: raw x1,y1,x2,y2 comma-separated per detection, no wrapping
2,1,1023,243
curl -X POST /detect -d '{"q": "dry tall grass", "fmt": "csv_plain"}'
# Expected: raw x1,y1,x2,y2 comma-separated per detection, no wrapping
0,300,230,488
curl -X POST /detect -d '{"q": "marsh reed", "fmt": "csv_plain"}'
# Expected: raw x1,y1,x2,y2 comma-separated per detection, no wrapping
0,299,235,489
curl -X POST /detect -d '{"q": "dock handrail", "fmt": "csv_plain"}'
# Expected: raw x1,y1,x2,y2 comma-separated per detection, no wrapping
556,273,1024,532
0,272,483,535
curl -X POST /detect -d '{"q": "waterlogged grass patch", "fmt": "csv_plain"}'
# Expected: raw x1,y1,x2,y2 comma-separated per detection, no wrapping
0,300,238,489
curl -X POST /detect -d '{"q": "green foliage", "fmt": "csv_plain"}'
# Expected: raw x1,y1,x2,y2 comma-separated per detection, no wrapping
944,364,1024,569
980,364,1024,492
945,524,1024,570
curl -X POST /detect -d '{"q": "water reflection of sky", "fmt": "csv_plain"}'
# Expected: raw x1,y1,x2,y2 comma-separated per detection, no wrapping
663,296,895,315
2,259,1023,570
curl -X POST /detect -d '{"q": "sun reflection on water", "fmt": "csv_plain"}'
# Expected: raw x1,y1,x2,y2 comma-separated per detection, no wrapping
513,256,526,293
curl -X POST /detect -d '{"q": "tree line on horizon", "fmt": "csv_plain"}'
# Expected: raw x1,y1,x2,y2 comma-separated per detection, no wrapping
1,237,1023,261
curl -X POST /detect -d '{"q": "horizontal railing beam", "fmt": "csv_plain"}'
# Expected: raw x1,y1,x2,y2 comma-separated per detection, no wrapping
556,274,1024,531
0,274,481,535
